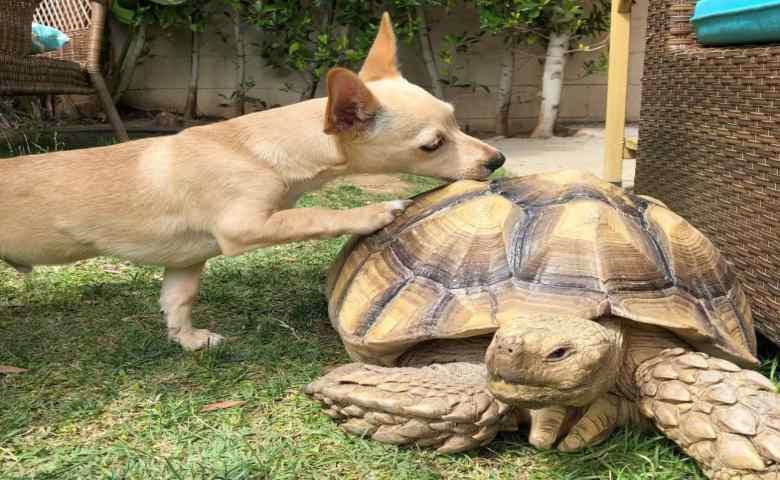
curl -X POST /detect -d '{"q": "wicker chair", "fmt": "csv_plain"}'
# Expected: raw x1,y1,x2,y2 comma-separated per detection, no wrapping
636,0,780,344
0,0,129,141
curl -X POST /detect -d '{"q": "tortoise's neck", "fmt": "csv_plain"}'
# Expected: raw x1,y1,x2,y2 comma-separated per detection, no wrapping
398,336,492,367
612,323,689,400
590,317,629,400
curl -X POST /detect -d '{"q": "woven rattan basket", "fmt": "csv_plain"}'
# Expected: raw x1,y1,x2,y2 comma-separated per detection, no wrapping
636,0,780,344
0,0,128,140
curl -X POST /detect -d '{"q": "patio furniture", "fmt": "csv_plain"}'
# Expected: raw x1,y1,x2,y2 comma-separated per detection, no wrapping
636,0,780,344
0,0,129,141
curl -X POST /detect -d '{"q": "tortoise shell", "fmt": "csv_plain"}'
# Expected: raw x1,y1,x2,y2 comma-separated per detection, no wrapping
327,170,758,367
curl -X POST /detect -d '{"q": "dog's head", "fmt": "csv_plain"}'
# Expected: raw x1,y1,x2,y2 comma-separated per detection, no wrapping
323,13,504,181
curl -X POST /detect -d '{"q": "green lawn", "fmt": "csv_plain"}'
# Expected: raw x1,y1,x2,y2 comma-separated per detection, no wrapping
1,137,708,479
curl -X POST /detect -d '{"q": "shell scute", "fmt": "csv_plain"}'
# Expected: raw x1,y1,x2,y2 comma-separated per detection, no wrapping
644,205,735,299
490,170,640,215
335,247,412,340
368,180,489,248
512,200,668,293
363,276,449,343
390,195,516,289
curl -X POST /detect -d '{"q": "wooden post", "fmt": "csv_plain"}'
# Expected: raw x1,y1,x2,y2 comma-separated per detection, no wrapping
603,0,633,185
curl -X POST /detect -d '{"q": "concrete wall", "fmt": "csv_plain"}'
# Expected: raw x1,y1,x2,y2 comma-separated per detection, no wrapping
121,0,647,135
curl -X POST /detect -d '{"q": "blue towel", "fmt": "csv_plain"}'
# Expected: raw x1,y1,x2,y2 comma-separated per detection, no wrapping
31,23,70,54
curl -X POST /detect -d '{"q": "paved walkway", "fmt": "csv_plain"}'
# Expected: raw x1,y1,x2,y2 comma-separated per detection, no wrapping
340,125,638,195
487,125,637,187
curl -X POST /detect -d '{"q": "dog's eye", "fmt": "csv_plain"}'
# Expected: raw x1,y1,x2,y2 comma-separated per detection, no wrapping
546,347,572,362
420,136,444,153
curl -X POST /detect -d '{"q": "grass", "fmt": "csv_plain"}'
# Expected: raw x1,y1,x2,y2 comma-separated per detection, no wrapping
0,136,714,479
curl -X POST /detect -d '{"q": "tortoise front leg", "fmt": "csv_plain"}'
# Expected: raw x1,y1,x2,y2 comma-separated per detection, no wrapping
528,406,571,449
304,362,516,453
636,348,780,479
556,393,650,452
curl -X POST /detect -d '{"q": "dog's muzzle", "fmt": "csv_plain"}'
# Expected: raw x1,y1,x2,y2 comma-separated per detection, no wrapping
485,152,506,172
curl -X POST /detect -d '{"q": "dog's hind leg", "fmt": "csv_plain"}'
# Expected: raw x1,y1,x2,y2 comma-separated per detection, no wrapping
160,262,224,350
2,258,33,273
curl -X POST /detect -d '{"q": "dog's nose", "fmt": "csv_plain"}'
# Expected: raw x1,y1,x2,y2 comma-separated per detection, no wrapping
485,152,506,172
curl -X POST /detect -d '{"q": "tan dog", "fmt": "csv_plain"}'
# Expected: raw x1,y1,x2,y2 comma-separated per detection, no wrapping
0,14,504,350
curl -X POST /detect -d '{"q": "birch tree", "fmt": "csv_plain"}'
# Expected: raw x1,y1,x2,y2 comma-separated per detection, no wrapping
531,28,568,137
111,0,213,117
415,5,445,98
474,0,558,137
227,1,247,117
141,0,213,119
473,1,531,136
113,25,146,104
112,6,152,104
182,1,212,120
474,0,608,137
529,0,609,138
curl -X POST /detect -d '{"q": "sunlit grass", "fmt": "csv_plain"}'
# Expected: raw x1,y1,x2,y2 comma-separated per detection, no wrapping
0,139,717,480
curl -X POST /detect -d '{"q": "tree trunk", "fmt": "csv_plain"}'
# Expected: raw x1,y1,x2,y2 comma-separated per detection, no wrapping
416,6,443,99
113,22,147,105
304,78,320,100
302,0,337,101
531,31,571,138
231,6,246,118
183,30,200,120
495,47,515,137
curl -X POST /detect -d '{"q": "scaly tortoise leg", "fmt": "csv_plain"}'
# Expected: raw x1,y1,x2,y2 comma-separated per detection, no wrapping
637,348,780,479
304,362,517,453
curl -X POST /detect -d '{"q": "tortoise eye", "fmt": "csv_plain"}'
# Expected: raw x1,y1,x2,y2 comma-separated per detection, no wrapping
546,347,572,362
420,136,444,153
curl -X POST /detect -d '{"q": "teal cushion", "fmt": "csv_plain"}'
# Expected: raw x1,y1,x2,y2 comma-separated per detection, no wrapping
31,23,71,54
692,0,780,45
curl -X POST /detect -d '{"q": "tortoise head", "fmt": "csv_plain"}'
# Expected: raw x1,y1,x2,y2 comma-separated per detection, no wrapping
485,314,626,408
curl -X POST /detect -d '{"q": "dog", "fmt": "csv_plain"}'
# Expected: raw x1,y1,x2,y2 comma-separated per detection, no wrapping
0,13,505,350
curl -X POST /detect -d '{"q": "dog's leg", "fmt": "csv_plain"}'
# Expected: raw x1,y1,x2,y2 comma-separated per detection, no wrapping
217,200,411,256
160,262,224,350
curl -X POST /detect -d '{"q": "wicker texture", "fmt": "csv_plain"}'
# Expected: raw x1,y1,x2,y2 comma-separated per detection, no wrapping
0,54,91,94
636,0,780,344
0,0,39,55
0,0,128,141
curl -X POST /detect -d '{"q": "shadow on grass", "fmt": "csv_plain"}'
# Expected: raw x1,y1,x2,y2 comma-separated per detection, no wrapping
0,246,340,434
0,169,704,479
0,246,705,479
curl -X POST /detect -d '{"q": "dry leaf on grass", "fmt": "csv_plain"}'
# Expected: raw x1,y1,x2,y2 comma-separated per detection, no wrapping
199,400,246,412
0,365,28,374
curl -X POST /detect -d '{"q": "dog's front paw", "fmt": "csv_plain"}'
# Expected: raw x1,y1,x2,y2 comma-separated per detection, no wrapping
170,328,225,351
380,199,413,224
359,200,412,234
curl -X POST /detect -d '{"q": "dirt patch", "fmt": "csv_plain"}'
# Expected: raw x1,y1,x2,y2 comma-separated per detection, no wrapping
337,174,413,196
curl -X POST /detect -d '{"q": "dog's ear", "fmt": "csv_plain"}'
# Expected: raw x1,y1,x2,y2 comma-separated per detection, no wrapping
359,12,400,82
324,67,380,135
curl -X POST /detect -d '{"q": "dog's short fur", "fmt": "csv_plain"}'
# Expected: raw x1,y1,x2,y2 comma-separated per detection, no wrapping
0,14,504,350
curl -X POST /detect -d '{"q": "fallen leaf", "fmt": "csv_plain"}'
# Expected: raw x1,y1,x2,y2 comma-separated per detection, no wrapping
0,365,28,374
199,400,246,412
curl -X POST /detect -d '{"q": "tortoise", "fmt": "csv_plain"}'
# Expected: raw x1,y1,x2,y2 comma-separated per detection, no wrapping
304,170,780,479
